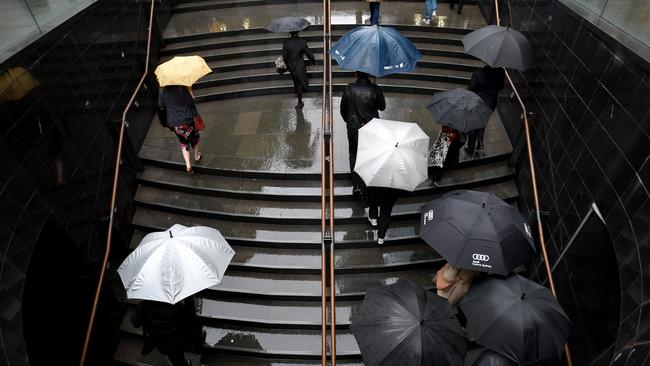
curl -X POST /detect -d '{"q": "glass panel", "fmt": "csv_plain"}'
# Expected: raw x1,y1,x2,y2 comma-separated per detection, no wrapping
601,0,650,47
0,0,97,64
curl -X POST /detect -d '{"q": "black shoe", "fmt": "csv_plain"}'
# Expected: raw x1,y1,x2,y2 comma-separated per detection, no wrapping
476,142,484,150
449,3,454,8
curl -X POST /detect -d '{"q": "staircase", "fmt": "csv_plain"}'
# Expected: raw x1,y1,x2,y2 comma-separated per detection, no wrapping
113,1,516,365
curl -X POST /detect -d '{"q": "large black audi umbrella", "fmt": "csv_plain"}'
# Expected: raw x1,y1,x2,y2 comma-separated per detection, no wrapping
427,88,493,132
264,16,311,33
419,189,535,275
462,25,535,71
350,280,468,366
459,274,571,364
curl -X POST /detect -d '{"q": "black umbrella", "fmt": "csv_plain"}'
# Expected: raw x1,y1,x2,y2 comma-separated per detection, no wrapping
427,88,493,132
459,274,571,364
350,280,467,366
464,348,517,366
264,16,311,33
461,25,535,71
419,189,535,275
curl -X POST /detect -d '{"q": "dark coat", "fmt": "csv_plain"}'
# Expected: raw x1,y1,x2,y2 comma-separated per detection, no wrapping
158,86,198,128
340,77,386,130
282,35,315,95
131,299,201,355
467,66,505,110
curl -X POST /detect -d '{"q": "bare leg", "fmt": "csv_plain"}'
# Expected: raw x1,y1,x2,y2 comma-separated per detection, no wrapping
181,147,192,171
193,142,202,161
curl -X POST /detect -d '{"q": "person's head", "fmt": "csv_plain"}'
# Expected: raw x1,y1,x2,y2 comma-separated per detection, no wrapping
290,31,300,36
355,71,370,80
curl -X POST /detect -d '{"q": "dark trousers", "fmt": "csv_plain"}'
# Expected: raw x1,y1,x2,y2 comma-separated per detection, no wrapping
368,189,398,239
449,0,463,13
167,351,188,366
466,128,485,152
347,127,364,188
369,2,380,25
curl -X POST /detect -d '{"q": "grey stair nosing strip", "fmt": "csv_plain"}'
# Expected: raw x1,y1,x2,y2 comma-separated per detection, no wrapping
211,59,479,73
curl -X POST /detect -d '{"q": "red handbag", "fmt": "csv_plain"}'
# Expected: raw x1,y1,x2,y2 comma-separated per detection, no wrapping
193,114,205,131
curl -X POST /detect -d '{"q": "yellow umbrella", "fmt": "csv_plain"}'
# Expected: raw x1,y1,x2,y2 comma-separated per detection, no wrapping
154,55,213,87
0,67,40,101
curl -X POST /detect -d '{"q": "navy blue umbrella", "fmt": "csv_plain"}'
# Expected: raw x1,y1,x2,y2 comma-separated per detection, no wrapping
330,25,421,77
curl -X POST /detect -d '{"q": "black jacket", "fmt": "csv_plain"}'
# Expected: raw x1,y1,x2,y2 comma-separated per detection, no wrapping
282,35,315,93
340,78,386,130
158,86,198,128
467,66,505,110
131,299,201,354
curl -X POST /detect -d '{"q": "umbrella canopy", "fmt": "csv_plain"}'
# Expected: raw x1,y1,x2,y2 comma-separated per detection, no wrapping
330,25,421,77
427,88,493,132
462,25,534,71
154,55,213,87
459,274,571,364
351,280,468,366
464,348,517,366
118,224,235,304
0,67,40,101
354,118,429,192
264,16,311,33
419,189,535,275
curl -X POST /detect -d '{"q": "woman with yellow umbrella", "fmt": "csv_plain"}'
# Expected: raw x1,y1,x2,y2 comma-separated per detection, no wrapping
155,55,212,174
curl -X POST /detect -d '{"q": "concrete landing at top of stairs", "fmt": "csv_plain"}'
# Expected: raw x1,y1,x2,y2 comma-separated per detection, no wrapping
140,94,512,175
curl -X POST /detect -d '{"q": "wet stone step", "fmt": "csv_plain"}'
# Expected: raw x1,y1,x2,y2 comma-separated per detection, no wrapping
122,320,362,356
162,28,465,54
134,188,515,245
137,158,514,200
207,53,483,73
134,179,517,224
197,298,360,326
129,231,440,270
171,40,471,61
192,78,464,102
116,334,363,366
196,66,471,88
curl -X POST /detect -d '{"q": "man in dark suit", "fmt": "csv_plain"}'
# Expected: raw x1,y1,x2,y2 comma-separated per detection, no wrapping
282,31,316,108
340,72,386,197
465,65,505,153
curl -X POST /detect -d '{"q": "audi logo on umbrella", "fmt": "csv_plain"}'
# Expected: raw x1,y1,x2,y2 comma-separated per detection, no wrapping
472,254,490,261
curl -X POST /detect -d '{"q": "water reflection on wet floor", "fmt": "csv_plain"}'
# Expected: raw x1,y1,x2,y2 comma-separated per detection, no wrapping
164,2,485,38
140,94,511,174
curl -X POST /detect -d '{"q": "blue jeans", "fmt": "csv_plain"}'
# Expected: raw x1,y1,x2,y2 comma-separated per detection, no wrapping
425,0,437,18
369,2,380,25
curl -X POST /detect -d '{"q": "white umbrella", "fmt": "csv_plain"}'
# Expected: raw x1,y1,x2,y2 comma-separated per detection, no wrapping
117,224,235,304
354,118,429,192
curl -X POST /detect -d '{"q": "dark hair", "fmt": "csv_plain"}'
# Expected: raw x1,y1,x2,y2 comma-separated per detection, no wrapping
290,31,300,36
355,71,370,79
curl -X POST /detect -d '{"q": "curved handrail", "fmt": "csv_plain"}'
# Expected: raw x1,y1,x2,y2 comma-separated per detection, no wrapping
79,1,156,364
493,1,572,365
320,0,336,363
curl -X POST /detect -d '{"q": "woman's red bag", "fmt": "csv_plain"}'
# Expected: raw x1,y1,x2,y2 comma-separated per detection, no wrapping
193,115,205,131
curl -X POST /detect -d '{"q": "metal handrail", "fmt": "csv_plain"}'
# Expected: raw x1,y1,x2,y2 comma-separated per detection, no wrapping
320,0,336,363
493,1,572,365
79,1,156,364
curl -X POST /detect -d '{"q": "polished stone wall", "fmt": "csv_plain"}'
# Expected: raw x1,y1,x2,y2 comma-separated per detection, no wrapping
490,0,650,364
0,0,171,364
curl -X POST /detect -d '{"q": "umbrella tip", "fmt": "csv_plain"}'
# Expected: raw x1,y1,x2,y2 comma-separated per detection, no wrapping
482,202,486,208
395,142,399,148
420,319,425,325
521,292,526,300
169,231,173,238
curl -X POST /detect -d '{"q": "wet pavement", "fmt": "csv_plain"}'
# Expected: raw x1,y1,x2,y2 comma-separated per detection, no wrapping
140,94,511,174
164,1,486,38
